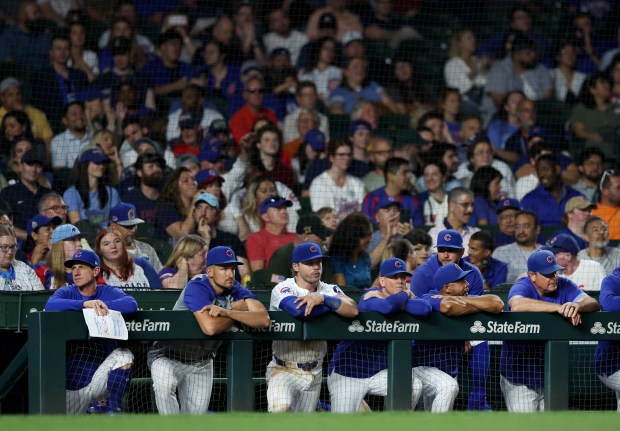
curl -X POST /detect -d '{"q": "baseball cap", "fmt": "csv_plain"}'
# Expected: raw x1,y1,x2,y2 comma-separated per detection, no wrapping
343,31,363,47
318,12,337,29
178,111,201,129
528,249,565,275
176,153,200,168
158,29,183,46
110,203,144,226
304,129,326,152
349,119,372,135
132,137,162,154
27,214,62,237
511,34,536,52
195,168,224,186
380,257,411,277
241,59,262,76
209,119,229,135
259,195,293,214
269,47,291,59
206,246,243,266
292,241,325,263
436,229,464,250
296,214,334,241
376,196,401,211
51,224,81,245
80,149,110,164
544,234,580,256
565,196,596,214
21,149,45,165
64,249,100,269
0,77,20,94
194,193,219,209
199,139,225,162
433,262,472,291
496,198,521,213
111,37,132,55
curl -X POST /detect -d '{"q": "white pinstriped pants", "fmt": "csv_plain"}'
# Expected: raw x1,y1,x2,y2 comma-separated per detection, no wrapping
500,375,544,412
598,370,620,411
412,366,459,412
266,359,322,412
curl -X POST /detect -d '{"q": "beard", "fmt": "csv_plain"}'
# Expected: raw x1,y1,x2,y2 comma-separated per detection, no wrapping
141,174,163,189
589,239,609,249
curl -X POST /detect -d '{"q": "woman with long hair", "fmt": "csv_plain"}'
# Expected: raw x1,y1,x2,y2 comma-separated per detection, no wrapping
298,36,342,102
159,234,208,289
0,110,44,162
469,166,503,226
79,130,123,184
63,149,120,229
98,17,149,73
444,29,487,111
551,39,585,103
328,212,373,289
486,90,524,152
68,21,99,82
22,214,61,267
436,88,462,143
154,167,198,242
385,55,434,109
197,39,240,100
32,224,82,290
422,161,448,226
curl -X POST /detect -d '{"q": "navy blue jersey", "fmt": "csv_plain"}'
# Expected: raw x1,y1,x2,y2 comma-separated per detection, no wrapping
594,268,620,377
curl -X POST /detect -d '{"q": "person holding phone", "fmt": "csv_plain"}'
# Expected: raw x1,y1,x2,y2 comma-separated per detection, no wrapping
367,197,412,270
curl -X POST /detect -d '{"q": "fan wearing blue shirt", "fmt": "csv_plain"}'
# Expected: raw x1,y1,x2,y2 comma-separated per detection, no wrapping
500,250,600,412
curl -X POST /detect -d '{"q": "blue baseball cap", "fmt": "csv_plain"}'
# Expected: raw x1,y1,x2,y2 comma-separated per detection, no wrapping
80,149,109,164
110,203,144,226
27,214,62,237
194,193,219,209
269,47,291,59
292,242,325,263
51,224,81,245
380,258,411,277
376,196,401,211
436,229,463,249
199,139,225,162
195,168,224,186
527,250,565,275
259,195,293,214
496,198,521,213
178,111,201,129
349,119,372,135
64,249,100,268
206,246,243,266
544,234,580,256
304,129,326,152
433,262,472,291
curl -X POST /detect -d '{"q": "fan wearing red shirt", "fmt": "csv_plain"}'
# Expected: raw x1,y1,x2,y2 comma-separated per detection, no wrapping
229,77,277,146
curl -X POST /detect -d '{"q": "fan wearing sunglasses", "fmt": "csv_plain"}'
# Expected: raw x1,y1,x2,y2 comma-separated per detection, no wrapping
592,169,620,240
229,77,277,145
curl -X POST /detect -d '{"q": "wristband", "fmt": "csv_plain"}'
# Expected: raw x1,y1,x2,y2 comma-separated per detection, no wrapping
323,295,342,311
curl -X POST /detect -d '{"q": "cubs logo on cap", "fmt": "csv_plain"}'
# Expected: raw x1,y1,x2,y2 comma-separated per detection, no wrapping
444,233,451,242
495,198,520,213
547,255,553,263
110,203,144,226
206,246,243,266
51,224,82,245
64,249,100,269
436,229,463,249
527,250,565,275
292,242,325,263
195,168,225,186
380,258,411,277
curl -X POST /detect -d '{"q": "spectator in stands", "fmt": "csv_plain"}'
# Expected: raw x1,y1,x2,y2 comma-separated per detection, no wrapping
362,157,422,226
297,37,342,103
570,73,620,159
309,140,365,219
428,187,480,255
444,29,488,113
493,210,543,283
246,195,295,271
545,233,605,291
283,112,321,171
289,128,327,185
487,90,524,156
417,141,461,192
283,81,330,144
119,123,175,172
38,192,69,224
98,17,151,74
551,39,585,103
68,21,99,83
0,149,50,240
95,228,158,289
608,55,620,107
79,130,123,185
165,84,224,143
367,198,413,267
481,34,552,126
248,124,296,191
0,77,53,151
32,34,89,129
385,55,435,113
306,0,364,43
229,77,277,145
33,223,81,289
0,0,52,70
437,88,462,144
552,196,596,250
108,202,162,273
0,223,44,291
2,136,50,188
454,134,516,198
154,167,197,242
469,166,503,226
521,154,584,226
195,39,239,101
263,8,308,66
568,12,607,74
592,169,620,240
363,0,415,45
328,212,373,289
421,161,449,227
158,234,208,289
362,136,393,193
159,11,198,64
22,213,61,268
502,98,547,166
494,198,521,247
231,3,267,66
464,230,508,291
329,56,405,115
500,249,599,412
63,149,120,230
170,111,202,158
578,215,620,275
573,148,605,201
50,101,91,170
403,229,432,274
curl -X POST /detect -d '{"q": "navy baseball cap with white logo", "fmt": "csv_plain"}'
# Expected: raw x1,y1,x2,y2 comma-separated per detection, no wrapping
380,258,411,277
110,203,144,226
528,250,565,275
436,229,463,249
195,168,224,186
64,249,100,268
259,195,293,214
292,242,325,263
376,196,401,211
433,262,472,291
495,198,521,213
27,214,62,237
206,246,243,266
544,234,580,256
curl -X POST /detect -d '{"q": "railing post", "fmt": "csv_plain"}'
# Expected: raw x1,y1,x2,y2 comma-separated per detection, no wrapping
226,340,254,411
544,341,569,411
385,340,413,411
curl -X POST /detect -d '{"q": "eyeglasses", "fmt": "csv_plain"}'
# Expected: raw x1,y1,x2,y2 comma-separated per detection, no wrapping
246,88,266,94
454,201,474,209
600,169,615,190
334,152,352,158
0,244,18,252
43,205,69,213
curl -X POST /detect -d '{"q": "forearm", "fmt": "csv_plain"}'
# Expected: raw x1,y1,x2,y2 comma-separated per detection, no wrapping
370,237,390,268
226,309,270,328
332,295,359,318
577,296,601,313
460,295,504,313
509,297,561,312
45,298,85,311
363,291,408,314
195,312,234,336
404,298,432,317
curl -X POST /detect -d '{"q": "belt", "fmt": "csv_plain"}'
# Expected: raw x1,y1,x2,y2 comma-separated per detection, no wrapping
274,356,319,371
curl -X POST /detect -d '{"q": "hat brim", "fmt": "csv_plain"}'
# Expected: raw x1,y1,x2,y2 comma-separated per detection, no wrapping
117,218,145,226
382,269,412,277
445,269,473,284
207,260,243,266
51,232,81,245
436,244,463,250
64,258,97,269
296,254,328,263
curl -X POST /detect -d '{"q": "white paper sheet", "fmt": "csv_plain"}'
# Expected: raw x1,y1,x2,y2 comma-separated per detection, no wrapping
82,309,129,340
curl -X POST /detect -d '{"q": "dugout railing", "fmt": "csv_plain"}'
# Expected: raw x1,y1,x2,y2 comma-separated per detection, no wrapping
25,309,620,414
